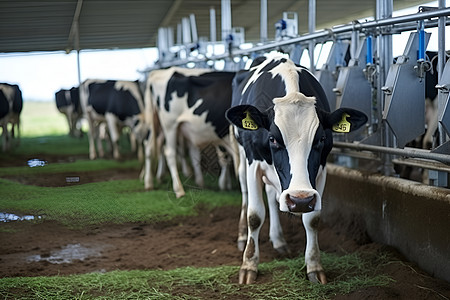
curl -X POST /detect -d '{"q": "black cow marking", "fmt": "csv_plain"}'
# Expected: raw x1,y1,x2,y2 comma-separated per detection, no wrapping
248,214,261,231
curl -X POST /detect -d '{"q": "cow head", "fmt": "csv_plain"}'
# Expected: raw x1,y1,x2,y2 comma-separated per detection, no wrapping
226,94,367,215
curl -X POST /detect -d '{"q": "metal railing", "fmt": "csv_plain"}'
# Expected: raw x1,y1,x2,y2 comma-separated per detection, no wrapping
147,3,450,187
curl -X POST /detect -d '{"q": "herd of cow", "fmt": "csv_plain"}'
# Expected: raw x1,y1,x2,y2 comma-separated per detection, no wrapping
2,55,369,284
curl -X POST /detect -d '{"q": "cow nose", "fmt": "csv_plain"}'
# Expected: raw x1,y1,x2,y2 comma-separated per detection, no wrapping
286,193,316,213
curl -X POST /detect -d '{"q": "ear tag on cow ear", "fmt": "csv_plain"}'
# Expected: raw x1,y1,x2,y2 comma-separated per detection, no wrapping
242,111,258,130
332,113,351,133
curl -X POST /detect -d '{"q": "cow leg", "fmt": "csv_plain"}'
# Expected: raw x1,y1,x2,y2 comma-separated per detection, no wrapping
1,123,8,152
303,211,326,284
97,122,107,158
105,113,121,160
266,184,289,255
216,146,232,190
156,154,166,183
85,113,97,160
178,134,193,178
156,131,166,183
304,165,327,284
143,136,154,190
190,147,204,188
239,163,264,284
237,146,248,251
186,141,203,188
164,129,185,198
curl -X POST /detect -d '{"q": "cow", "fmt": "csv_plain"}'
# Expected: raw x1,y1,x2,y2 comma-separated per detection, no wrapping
55,87,83,137
0,83,23,151
80,79,147,160
143,67,236,198
225,55,367,284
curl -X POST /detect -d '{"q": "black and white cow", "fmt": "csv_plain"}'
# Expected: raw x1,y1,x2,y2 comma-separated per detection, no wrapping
0,83,23,151
226,56,367,284
80,79,147,160
55,87,83,137
144,67,236,198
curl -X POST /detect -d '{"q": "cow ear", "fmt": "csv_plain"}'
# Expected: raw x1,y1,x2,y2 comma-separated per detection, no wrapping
226,105,270,131
326,108,368,133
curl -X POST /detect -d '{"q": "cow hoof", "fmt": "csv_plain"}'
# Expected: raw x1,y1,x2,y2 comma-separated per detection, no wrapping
274,245,291,256
175,191,185,198
237,240,246,252
307,271,327,284
239,268,257,284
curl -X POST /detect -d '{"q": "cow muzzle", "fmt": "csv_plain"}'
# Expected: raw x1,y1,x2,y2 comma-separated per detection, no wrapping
281,191,319,213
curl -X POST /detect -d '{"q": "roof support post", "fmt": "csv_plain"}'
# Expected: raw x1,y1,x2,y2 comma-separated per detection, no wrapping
68,0,83,86
376,0,394,175
438,0,447,145
221,0,232,41
308,0,316,72
260,0,267,43
210,7,217,44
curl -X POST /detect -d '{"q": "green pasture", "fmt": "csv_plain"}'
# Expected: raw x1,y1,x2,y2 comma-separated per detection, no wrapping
0,102,394,299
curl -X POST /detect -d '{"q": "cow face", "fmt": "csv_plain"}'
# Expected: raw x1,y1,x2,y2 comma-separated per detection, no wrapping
226,96,367,215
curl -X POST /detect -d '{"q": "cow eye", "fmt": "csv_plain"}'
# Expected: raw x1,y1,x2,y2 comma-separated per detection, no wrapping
269,135,275,143
320,135,326,142
269,135,282,149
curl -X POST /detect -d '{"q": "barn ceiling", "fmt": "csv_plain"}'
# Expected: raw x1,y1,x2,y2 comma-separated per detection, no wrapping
0,0,433,53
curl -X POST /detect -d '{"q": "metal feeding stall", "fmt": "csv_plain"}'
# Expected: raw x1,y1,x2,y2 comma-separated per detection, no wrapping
149,0,450,282
151,0,450,189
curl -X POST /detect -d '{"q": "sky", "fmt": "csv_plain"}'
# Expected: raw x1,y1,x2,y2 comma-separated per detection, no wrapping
0,1,446,102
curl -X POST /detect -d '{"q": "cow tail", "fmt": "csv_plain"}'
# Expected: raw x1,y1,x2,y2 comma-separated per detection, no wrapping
229,125,240,178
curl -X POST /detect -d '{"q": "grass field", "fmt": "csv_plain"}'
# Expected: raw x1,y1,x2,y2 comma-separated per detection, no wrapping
0,102,396,299
20,101,71,137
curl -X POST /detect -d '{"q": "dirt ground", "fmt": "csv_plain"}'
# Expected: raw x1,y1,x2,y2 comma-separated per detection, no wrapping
1,153,450,299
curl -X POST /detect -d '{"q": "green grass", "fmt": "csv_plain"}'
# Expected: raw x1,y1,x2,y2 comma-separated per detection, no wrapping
0,252,394,299
20,101,71,137
0,177,241,227
0,158,140,176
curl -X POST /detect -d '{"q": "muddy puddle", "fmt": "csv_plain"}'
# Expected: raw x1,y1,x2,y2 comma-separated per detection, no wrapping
0,212,44,222
27,243,107,264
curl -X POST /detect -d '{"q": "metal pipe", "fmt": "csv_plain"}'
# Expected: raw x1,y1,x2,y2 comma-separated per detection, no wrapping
190,14,198,43
221,0,232,41
333,141,450,165
438,0,447,145
149,7,450,70
260,0,267,43
210,7,216,44
308,0,316,72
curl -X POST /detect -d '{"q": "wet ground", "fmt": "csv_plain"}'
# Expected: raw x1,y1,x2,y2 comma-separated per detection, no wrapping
1,153,450,299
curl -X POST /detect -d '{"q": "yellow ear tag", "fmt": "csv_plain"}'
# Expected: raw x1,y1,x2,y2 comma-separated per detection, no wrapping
332,113,351,133
242,110,258,130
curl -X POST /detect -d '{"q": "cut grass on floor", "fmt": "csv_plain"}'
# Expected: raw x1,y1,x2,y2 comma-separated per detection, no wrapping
0,252,394,300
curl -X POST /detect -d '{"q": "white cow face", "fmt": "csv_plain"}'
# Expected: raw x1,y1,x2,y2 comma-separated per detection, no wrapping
226,93,367,215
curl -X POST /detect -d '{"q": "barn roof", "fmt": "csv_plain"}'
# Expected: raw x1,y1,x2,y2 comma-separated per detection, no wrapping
0,0,431,53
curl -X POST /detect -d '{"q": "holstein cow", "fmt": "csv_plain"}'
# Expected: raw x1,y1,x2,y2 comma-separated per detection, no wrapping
144,67,236,198
80,79,147,160
55,87,83,137
0,83,23,151
225,56,367,284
